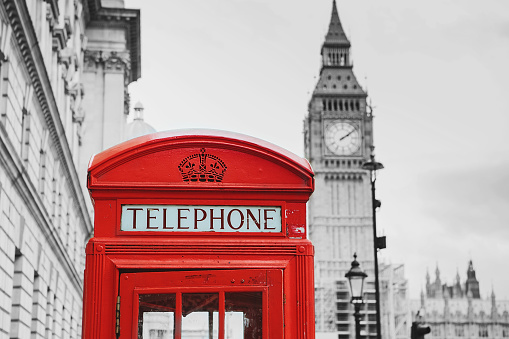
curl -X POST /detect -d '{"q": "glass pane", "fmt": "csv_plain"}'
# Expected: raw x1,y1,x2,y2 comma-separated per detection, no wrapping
182,293,219,339
138,294,176,339
225,312,244,338
225,292,263,339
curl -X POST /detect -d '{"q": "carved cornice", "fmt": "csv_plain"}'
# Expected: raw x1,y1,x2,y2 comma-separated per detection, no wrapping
46,0,60,20
3,0,93,255
83,0,140,83
323,172,364,181
52,27,67,51
46,3,56,30
105,51,130,73
322,112,364,120
83,49,100,68
73,107,84,124
64,16,72,36
84,50,130,74
0,50,6,64
59,47,72,68
84,49,131,115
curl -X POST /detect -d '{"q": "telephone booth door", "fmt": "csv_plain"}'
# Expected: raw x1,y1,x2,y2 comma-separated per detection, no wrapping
120,269,283,338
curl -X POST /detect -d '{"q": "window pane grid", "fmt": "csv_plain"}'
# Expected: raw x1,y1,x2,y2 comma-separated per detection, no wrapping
138,291,263,339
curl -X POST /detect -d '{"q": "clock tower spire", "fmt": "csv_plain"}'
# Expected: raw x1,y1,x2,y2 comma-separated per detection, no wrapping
323,0,351,66
305,1,377,336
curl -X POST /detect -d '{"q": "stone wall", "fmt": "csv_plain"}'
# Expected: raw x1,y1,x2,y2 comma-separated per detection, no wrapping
0,0,140,337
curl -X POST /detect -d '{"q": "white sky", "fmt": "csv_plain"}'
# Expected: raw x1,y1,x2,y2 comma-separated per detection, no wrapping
124,0,509,300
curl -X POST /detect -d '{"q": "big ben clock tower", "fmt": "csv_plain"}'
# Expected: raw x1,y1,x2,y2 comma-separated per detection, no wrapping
305,1,378,337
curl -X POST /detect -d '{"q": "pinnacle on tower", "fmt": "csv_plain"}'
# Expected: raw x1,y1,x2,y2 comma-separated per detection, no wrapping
318,0,356,70
465,260,481,299
467,260,475,276
324,0,350,46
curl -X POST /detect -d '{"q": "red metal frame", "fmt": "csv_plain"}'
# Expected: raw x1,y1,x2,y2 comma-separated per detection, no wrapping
82,130,315,338
121,269,282,339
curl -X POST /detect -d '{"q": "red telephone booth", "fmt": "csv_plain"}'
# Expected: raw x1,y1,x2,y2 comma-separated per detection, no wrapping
82,130,315,338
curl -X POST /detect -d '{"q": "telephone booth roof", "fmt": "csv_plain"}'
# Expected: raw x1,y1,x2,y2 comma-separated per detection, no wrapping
87,129,314,195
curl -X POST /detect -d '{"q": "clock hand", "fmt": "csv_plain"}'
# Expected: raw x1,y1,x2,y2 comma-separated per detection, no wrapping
339,129,355,141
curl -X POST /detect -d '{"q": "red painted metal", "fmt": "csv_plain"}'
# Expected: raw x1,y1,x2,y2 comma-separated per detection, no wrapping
82,130,315,338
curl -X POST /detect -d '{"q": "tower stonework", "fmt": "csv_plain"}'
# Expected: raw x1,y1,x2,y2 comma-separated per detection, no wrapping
305,1,377,337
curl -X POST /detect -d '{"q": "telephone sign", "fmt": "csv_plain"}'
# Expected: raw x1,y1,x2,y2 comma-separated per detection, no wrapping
82,130,315,338
120,205,282,233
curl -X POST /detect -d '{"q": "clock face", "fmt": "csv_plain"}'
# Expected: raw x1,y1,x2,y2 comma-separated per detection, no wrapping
324,122,361,155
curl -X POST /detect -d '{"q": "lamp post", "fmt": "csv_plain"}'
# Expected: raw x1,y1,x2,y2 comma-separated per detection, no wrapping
345,253,367,339
362,155,384,339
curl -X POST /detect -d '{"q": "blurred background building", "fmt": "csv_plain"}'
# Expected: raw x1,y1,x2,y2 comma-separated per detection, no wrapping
411,261,509,339
0,0,140,337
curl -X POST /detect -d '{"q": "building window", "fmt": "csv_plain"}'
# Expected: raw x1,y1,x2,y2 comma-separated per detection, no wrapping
336,292,348,300
21,85,34,162
336,314,349,322
503,325,509,338
0,20,11,126
21,108,31,162
337,324,349,332
39,150,47,194
336,303,349,311
149,329,168,339
479,325,488,337
455,325,464,337
432,325,440,337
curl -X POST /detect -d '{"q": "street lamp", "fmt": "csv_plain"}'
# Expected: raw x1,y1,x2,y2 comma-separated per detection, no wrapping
345,253,367,339
362,154,384,339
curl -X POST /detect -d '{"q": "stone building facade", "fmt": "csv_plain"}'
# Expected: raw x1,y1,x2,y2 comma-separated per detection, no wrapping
0,0,139,337
411,261,509,339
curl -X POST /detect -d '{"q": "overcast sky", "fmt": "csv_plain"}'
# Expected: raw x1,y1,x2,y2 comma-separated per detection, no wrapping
124,0,509,300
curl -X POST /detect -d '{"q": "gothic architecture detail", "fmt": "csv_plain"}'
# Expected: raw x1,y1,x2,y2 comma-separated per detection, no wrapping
306,3,409,339
413,261,509,339
426,261,481,300
305,1,376,337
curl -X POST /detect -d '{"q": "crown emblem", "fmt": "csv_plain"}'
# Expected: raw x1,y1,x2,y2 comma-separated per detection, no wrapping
178,148,227,183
